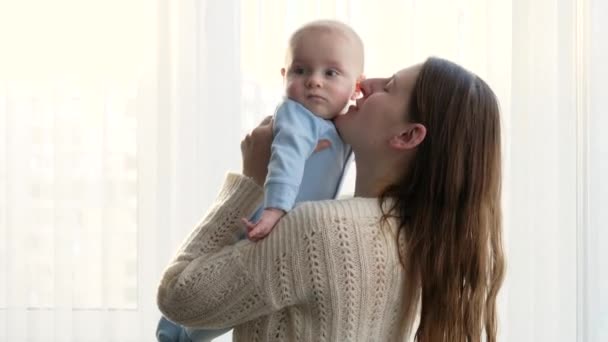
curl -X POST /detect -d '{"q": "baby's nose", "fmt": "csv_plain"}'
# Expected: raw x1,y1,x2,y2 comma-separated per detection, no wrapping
306,74,322,88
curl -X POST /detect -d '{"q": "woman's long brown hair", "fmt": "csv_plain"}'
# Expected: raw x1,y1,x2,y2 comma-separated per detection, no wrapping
381,57,505,341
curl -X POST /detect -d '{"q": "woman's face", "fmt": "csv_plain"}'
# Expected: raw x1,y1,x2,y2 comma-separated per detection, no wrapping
335,65,421,154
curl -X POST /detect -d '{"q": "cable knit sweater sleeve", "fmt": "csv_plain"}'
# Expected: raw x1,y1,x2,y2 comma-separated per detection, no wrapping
157,173,316,329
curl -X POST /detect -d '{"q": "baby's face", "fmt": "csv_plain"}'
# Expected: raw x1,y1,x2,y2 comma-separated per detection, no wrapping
282,30,362,119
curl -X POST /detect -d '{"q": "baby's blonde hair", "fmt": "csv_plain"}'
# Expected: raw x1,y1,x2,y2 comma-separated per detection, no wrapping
286,20,364,73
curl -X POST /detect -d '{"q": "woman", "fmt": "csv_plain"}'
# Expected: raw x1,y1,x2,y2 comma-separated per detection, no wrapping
157,57,505,341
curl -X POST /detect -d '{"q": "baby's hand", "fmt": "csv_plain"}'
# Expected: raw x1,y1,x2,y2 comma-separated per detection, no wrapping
242,208,285,242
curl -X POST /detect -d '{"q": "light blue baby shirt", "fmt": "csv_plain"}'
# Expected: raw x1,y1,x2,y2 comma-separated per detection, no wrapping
263,98,352,212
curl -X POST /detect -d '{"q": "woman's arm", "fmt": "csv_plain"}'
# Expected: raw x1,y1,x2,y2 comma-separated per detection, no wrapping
156,173,315,328
158,117,318,328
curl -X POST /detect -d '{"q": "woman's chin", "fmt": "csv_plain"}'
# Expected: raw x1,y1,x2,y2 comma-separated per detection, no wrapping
335,105,358,127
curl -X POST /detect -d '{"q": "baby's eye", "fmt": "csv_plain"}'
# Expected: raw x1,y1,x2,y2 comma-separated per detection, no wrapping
292,67,305,75
325,69,339,77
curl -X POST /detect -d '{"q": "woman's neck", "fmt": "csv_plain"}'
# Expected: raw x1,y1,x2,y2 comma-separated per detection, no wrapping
353,152,411,198
353,162,396,198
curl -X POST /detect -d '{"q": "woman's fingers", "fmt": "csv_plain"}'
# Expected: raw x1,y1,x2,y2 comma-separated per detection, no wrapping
259,115,273,126
241,116,274,187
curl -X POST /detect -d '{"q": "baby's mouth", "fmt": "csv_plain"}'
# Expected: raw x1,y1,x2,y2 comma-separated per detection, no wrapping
307,94,325,101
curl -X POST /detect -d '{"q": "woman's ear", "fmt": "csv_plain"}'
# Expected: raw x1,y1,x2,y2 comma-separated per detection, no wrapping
389,123,426,150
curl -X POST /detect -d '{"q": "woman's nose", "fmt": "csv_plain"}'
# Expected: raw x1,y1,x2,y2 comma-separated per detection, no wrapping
359,78,383,97
359,79,374,97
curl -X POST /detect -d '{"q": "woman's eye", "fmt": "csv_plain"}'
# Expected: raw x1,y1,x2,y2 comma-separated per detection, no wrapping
384,77,396,92
384,81,392,92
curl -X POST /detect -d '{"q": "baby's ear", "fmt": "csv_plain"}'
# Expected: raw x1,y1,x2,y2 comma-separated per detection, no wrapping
281,68,286,77
351,74,366,100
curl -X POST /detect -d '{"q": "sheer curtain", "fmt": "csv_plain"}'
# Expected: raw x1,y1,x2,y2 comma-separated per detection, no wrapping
505,0,578,339
0,1,156,340
587,0,608,339
507,0,607,340
1,0,606,341
0,0,241,341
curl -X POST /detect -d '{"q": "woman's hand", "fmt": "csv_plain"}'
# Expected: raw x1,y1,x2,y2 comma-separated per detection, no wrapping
241,116,274,187
241,115,333,187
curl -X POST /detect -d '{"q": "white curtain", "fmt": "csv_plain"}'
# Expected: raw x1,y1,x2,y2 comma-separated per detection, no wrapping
506,0,607,340
587,0,608,339
0,0,155,339
1,0,606,341
0,0,241,341
505,0,578,339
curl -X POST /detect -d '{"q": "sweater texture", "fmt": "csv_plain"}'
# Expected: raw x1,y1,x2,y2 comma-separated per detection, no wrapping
157,173,409,341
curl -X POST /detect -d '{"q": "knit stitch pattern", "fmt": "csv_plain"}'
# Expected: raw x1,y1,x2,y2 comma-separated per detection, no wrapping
157,173,408,341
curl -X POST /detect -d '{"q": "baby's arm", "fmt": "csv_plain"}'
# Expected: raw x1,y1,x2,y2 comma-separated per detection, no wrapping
243,100,322,241
242,208,285,241
243,136,332,241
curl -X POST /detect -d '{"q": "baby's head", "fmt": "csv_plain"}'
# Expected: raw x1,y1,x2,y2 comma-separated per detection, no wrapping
281,20,364,119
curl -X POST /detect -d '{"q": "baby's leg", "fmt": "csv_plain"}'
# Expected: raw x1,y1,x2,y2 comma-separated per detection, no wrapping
156,316,192,342
156,316,231,342
185,326,232,342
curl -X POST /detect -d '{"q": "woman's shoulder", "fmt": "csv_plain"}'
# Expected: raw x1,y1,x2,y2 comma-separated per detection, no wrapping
299,196,380,212
284,197,386,228
280,197,401,274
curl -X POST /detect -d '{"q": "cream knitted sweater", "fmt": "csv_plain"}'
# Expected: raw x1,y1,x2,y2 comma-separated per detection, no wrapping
157,173,408,341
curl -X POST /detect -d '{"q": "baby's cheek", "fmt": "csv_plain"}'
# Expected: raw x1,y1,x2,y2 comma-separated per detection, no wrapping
285,84,303,100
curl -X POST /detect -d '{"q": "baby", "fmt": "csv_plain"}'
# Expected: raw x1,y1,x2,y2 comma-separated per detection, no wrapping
244,20,365,241
156,20,364,342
